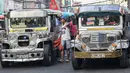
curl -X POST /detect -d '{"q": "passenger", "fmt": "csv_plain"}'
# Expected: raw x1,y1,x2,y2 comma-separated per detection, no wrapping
68,16,77,40
60,16,71,62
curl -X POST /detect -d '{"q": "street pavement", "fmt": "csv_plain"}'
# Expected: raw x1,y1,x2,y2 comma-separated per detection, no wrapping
0,59,130,73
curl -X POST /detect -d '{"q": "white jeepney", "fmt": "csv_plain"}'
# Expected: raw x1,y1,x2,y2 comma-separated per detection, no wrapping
71,4,130,70
1,9,62,68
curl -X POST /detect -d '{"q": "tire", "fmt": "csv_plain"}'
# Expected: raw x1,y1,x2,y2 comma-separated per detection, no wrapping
42,44,53,66
51,49,57,64
72,51,83,70
1,62,10,68
119,50,129,68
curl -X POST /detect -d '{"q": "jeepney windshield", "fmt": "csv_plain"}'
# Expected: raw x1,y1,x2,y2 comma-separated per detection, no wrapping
10,17,46,28
79,12,120,26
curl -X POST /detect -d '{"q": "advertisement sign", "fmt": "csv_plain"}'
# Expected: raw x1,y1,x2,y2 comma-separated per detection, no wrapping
23,0,42,9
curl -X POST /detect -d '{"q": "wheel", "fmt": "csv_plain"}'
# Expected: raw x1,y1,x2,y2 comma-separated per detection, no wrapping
51,49,57,64
72,51,83,70
42,44,53,66
119,50,129,68
1,61,10,68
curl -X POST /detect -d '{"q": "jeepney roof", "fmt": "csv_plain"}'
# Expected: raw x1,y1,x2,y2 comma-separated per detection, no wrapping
44,9,62,15
79,4,130,14
10,9,47,18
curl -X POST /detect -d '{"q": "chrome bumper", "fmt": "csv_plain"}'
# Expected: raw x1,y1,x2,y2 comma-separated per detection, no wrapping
74,51,122,59
2,58,43,62
1,48,44,62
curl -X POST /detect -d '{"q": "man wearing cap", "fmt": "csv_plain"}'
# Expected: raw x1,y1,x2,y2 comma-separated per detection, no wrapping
60,15,71,62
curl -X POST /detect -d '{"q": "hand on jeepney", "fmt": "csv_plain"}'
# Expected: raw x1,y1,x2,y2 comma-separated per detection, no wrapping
76,34,81,40
82,43,86,49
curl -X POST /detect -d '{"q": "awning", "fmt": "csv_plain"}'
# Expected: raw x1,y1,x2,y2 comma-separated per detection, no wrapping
0,15,4,19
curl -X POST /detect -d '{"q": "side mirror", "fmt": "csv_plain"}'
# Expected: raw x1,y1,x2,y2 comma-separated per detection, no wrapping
125,14,130,22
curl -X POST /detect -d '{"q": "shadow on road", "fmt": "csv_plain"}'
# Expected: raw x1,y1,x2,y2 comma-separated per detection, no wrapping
81,59,130,70
0,61,61,69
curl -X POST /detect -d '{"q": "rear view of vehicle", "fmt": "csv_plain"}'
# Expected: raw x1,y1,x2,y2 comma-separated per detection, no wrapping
71,4,130,70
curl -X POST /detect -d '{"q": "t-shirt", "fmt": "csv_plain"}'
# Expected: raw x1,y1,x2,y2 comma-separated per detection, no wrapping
69,21,77,36
61,22,71,41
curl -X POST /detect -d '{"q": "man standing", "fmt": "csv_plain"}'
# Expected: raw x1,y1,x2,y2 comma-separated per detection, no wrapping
60,16,71,62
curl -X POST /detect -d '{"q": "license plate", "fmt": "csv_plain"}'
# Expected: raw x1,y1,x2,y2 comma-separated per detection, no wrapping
91,53,105,58
16,54,28,58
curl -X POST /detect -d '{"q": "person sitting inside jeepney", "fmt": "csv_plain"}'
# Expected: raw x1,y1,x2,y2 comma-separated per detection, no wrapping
25,19,37,27
103,15,117,25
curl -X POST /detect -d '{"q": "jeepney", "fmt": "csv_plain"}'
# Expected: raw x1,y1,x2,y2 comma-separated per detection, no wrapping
0,9,62,68
71,4,130,70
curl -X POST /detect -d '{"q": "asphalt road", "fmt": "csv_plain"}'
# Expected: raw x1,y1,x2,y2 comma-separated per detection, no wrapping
0,59,130,73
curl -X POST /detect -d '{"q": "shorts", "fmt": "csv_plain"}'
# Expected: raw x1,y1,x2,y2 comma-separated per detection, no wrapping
61,40,71,50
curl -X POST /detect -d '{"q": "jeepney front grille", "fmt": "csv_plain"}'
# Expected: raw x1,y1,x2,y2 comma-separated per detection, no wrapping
87,43,111,49
82,33,113,50
18,35,29,47
90,33,107,43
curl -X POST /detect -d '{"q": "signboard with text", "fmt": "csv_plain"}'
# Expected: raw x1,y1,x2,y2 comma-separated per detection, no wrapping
23,0,41,9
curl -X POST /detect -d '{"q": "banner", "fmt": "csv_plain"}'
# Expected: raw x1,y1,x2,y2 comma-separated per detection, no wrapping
49,0,60,10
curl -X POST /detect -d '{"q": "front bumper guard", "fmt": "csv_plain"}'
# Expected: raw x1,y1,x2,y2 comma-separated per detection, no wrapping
74,51,122,59
2,58,43,62
1,48,44,62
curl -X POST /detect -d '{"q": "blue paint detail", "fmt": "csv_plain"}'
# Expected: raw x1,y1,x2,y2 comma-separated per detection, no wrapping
98,33,106,42
80,5,120,13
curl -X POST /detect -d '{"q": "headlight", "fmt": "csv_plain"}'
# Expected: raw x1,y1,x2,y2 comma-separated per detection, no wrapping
108,36,115,42
108,46,116,51
108,43,117,51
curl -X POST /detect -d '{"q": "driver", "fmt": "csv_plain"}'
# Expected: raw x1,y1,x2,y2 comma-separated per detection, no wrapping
104,16,117,25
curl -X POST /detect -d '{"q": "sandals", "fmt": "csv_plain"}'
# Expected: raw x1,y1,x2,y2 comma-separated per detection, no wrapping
59,59,64,63
65,59,70,62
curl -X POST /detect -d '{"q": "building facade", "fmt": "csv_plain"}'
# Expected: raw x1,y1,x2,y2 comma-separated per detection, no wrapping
0,0,4,15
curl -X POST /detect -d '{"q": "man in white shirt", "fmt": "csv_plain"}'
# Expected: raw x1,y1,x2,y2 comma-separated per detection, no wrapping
60,16,71,62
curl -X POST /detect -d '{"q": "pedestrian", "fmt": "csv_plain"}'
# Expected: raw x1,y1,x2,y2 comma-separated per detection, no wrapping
68,16,77,40
59,15,71,62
